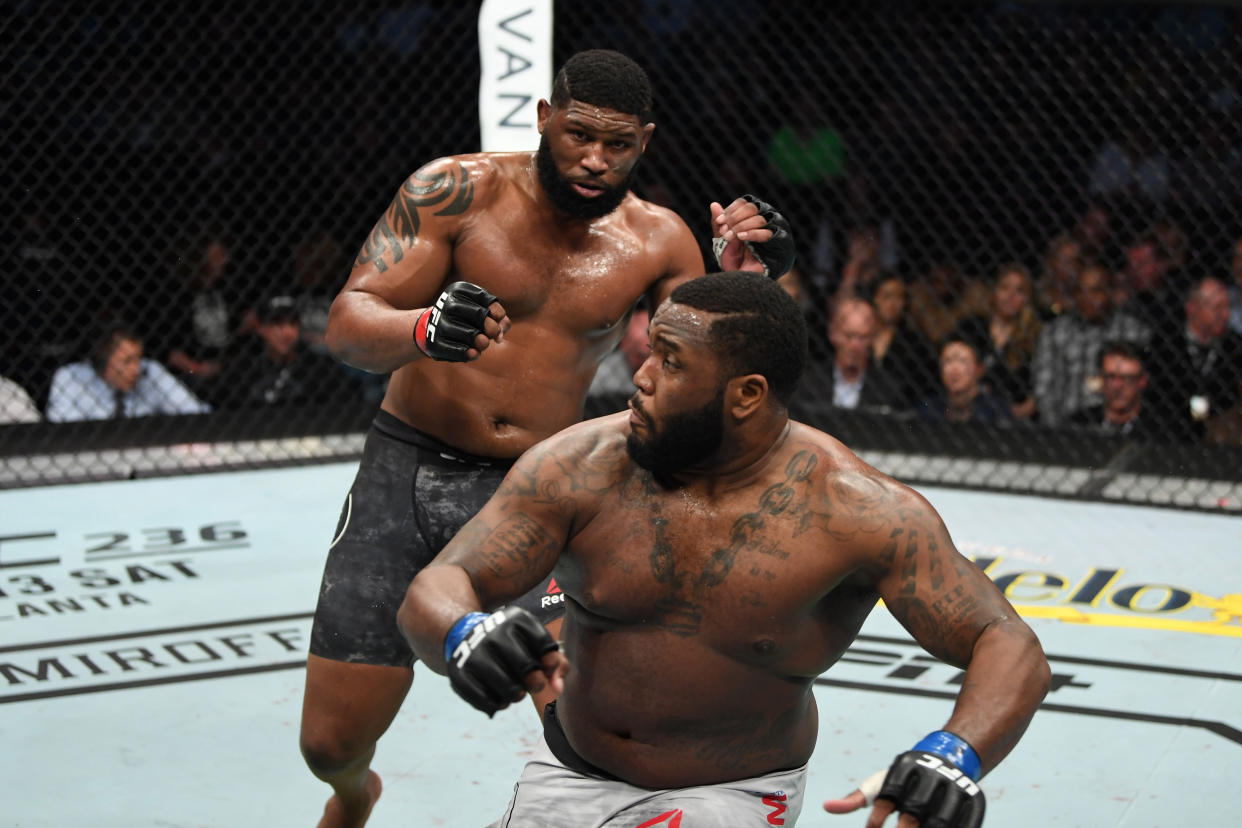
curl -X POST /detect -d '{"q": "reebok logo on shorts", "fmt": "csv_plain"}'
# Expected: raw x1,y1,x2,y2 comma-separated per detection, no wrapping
635,809,682,828
540,578,565,609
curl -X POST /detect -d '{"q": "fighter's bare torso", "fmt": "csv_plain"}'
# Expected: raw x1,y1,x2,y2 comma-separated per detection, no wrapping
516,414,929,788
371,153,702,457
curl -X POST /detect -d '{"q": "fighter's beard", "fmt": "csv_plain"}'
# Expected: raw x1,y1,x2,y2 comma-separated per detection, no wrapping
626,390,725,476
536,136,637,220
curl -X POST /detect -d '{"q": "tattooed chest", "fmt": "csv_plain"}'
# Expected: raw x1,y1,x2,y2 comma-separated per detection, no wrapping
576,526,786,638
577,461,829,638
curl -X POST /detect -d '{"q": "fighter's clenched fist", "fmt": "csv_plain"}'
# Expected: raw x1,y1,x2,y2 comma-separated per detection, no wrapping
415,281,508,362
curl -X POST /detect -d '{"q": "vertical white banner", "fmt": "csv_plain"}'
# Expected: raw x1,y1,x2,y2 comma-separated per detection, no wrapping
478,0,553,152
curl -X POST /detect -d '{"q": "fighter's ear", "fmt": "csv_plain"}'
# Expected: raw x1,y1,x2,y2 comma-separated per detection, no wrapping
728,373,768,420
639,122,655,153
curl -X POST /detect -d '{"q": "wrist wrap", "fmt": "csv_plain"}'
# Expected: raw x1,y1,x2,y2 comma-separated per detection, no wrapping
444,611,488,663
912,730,982,781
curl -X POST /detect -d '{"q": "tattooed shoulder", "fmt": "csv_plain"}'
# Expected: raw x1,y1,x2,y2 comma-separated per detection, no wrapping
819,467,915,534
496,420,627,505
354,158,479,271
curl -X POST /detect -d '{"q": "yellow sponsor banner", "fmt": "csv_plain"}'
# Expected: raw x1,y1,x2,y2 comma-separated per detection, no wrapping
1012,600,1242,638
879,588,1242,638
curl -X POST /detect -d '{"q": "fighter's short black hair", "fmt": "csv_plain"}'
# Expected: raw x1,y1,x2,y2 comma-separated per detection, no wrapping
668,271,807,406
550,49,653,122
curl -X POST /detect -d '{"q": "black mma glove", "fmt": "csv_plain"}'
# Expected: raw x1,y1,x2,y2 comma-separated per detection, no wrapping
414,280,499,362
877,731,986,828
443,606,559,717
711,193,796,279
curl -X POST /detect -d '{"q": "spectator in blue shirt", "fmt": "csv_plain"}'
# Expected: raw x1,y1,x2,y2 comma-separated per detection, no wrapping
45,325,210,422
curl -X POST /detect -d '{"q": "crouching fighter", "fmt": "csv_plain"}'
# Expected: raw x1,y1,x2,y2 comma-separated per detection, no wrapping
399,271,1049,827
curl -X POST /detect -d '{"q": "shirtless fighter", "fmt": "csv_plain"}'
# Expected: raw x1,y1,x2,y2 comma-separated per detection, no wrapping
399,271,1050,827
300,50,796,827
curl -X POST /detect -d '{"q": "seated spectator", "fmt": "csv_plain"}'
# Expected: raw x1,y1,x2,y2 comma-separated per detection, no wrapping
1032,263,1149,426
792,297,906,419
286,229,388,404
1118,232,1182,333
1072,200,1120,272
6,206,91,408
1146,275,1242,442
1034,232,1084,320
46,325,210,422
828,219,888,309
866,274,937,409
152,230,251,404
587,306,651,400
916,334,1013,424
953,262,1042,420
906,256,991,346
1066,340,1163,440
289,227,348,355
0,375,41,423
1150,216,1191,280
216,295,358,408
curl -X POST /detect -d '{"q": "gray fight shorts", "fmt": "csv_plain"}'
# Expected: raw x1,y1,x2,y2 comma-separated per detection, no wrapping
489,703,807,827
309,411,565,667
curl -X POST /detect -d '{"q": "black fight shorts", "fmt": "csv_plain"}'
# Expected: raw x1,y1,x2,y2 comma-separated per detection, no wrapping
309,411,565,667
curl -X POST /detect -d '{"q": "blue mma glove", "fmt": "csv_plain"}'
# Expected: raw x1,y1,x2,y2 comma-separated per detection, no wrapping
443,606,559,717
877,731,986,828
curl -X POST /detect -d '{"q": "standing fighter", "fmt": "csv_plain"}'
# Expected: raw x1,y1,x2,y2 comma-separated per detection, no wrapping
399,272,1049,827
300,50,796,827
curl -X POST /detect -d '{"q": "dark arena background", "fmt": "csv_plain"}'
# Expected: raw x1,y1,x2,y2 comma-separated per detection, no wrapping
3,4,1242,827
5,1,1242,510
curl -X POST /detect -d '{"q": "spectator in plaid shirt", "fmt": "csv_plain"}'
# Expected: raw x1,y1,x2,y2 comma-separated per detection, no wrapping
1031,262,1149,426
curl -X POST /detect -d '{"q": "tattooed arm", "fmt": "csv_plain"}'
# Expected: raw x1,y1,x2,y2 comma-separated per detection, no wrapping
859,477,1051,776
325,156,503,372
398,421,607,674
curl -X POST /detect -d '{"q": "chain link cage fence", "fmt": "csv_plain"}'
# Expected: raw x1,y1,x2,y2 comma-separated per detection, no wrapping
4,1,1242,511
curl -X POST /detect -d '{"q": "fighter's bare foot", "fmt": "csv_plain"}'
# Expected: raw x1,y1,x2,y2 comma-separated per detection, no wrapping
317,771,382,828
